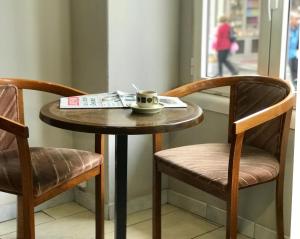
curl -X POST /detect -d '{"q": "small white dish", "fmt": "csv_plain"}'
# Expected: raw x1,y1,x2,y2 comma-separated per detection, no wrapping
131,103,164,114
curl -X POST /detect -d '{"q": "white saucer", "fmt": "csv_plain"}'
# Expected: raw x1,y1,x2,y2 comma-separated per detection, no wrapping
131,103,164,114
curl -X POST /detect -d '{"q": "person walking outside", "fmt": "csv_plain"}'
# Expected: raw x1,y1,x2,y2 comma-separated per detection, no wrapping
288,12,299,89
214,16,238,76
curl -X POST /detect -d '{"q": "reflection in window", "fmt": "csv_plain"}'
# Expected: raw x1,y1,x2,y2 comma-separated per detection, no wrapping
206,0,260,77
286,0,300,91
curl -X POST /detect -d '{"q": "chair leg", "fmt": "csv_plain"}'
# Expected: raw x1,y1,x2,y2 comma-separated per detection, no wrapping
153,160,161,239
95,166,104,239
17,195,35,239
226,190,238,239
276,178,284,239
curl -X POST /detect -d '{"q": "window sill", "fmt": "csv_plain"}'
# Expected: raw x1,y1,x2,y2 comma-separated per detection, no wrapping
183,92,295,130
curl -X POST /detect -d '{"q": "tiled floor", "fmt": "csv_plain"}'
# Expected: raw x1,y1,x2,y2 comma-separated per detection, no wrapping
0,202,250,239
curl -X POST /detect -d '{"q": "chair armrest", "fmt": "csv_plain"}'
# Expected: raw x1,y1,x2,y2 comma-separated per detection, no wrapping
154,77,234,152
161,78,228,97
0,78,87,97
0,116,29,138
234,93,295,134
153,133,163,153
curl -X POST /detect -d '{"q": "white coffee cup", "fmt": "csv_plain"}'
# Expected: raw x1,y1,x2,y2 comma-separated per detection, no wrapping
136,90,159,108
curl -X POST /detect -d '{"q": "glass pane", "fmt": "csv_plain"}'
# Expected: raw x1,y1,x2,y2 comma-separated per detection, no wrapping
206,0,260,77
285,0,300,91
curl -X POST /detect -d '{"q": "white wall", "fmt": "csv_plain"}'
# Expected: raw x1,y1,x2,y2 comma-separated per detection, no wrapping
70,0,108,153
0,1,74,147
70,0,109,209
70,0,108,94
0,0,74,221
179,0,194,84
106,0,180,215
69,0,181,218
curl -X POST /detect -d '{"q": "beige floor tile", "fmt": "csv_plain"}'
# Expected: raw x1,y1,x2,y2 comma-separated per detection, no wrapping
1,211,113,239
127,204,178,226
104,220,114,234
42,202,88,219
0,212,54,236
106,210,218,239
161,204,178,214
0,219,16,236
0,203,226,239
160,210,218,239
194,227,251,239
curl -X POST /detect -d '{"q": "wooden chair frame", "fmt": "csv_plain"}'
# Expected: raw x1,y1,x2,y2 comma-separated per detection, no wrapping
152,76,295,239
0,78,104,239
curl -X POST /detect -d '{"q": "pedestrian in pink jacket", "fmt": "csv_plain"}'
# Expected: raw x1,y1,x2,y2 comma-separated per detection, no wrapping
215,16,238,76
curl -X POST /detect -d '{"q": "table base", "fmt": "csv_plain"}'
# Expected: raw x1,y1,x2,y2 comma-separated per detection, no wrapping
115,134,128,239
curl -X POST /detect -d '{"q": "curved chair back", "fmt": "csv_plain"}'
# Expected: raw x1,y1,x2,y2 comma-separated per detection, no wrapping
161,75,294,160
229,77,291,157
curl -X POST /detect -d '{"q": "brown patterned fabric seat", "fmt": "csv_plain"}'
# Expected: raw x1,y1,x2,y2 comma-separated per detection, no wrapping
0,147,102,196
155,143,279,194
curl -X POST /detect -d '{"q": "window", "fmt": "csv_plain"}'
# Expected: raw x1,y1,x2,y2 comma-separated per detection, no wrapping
206,0,260,78
193,0,291,88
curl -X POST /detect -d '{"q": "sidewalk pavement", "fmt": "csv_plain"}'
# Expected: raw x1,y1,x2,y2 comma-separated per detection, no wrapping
207,53,256,77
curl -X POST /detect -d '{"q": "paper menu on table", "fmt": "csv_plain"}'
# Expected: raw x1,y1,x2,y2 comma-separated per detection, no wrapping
59,91,187,109
59,92,125,109
158,96,187,108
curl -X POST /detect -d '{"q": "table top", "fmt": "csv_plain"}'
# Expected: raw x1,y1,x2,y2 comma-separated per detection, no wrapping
40,100,204,135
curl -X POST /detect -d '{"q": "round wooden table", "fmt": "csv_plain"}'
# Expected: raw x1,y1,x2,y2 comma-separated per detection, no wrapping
40,101,204,239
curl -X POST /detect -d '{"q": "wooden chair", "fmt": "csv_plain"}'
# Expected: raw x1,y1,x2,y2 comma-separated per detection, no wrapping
152,76,295,239
0,78,104,239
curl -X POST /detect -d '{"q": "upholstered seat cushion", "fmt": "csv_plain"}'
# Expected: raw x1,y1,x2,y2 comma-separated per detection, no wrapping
0,147,102,196
155,143,279,193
